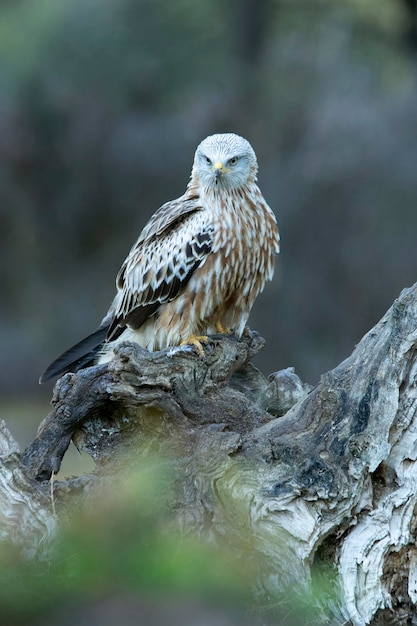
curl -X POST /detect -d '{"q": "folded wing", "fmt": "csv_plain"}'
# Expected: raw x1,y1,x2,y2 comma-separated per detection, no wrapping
40,197,214,383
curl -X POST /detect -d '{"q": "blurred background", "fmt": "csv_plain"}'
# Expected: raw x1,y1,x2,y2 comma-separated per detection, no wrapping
2,2,417,624
2,0,417,444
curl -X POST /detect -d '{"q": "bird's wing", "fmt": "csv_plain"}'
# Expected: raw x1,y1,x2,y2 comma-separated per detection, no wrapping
40,196,213,383
106,198,214,340
136,196,200,243
39,324,109,383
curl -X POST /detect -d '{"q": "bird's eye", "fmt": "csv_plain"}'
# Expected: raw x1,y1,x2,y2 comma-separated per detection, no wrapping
205,156,212,165
228,157,238,166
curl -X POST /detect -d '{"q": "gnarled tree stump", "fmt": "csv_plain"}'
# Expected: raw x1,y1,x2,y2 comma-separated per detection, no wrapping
3,285,417,624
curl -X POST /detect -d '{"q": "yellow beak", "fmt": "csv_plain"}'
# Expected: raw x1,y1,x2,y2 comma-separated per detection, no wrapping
213,161,224,179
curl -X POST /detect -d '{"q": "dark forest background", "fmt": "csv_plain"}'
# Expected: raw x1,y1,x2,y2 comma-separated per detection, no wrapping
2,2,417,624
2,0,417,416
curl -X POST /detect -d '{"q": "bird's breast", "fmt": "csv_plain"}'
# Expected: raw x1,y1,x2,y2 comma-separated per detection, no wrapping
213,191,278,285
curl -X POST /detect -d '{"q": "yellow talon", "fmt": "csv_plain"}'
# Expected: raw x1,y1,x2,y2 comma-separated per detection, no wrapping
180,334,208,357
215,322,232,334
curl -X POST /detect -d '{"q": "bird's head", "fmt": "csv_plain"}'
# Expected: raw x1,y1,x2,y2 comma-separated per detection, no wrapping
192,133,258,191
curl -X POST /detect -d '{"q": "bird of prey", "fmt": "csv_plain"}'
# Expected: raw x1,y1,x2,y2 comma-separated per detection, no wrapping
40,133,280,383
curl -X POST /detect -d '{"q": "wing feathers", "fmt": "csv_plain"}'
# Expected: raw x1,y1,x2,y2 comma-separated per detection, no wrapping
39,324,109,383
40,196,214,383
137,197,201,244
110,209,214,330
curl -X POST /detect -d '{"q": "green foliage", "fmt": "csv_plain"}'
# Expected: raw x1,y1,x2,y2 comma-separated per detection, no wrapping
0,459,342,625
0,464,249,624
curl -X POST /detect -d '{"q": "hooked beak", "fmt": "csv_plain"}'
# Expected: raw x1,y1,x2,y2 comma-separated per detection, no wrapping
213,161,224,180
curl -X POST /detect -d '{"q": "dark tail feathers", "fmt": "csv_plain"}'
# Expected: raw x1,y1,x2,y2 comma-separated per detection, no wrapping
39,324,109,384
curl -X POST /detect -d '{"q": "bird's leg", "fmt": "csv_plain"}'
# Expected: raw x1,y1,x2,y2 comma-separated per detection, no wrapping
180,335,208,357
215,322,232,334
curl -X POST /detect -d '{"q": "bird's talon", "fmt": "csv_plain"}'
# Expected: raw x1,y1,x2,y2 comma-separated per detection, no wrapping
215,322,232,334
180,335,208,357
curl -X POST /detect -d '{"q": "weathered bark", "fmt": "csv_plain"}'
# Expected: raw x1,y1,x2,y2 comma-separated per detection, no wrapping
4,285,417,624
0,419,55,557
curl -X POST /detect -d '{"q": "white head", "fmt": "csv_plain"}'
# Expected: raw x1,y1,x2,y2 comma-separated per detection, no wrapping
192,133,258,190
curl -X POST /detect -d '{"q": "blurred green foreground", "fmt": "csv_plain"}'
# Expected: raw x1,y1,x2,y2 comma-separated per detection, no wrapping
0,460,331,626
